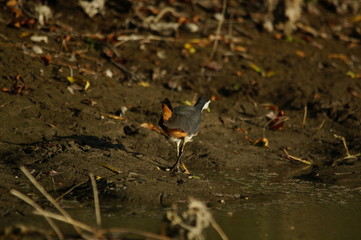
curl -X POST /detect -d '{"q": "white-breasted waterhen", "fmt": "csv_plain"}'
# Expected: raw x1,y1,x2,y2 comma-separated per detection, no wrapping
159,97,210,173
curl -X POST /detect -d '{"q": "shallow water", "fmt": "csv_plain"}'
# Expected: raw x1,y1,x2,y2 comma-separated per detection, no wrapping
68,170,361,240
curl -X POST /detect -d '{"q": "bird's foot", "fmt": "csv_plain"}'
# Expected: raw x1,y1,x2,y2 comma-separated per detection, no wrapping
180,162,190,175
169,162,190,174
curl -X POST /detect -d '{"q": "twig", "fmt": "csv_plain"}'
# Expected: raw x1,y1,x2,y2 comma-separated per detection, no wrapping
283,149,313,165
114,35,176,46
89,173,101,227
210,0,227,59
10,189,64,240
99,162,123,174
13,167,177,240
51,60,97,74
19,166,85,237
314,119,325,131
55,180,87,202
32,209,94,233
210,217,229,240
332,135,361,166
301,105,307,128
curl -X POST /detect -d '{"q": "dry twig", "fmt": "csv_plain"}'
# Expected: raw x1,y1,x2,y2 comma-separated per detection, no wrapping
18,166,85,237
332,135,361,166
10,189,64,240
11,166,173,240
283,149,313,165
210,0,227,59
89,173,101,227
301,105,307,128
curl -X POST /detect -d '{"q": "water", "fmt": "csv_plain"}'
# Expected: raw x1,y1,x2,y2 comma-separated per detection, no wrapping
212,203,361,240
67,170,361,240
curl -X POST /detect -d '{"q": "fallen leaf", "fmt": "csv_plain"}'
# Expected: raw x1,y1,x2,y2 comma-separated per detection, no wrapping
138,81,150,87
32,45,43,54
30,35,48,43
41,54,52,65
295,50,305,57
350,15,361,23
189,38,210,47
265,71,276,77
81,99,97,106
79,0,105,18
347,87,361,98
6,0,18,7
140,122,163,134
346,71,361,79
236,71,243,77
261,103,279,112
236,128,248,134
184,43,196,54
0,88,10,92
253,138,269,147
19,31,31,38
328,53,350,65
67,76,90,90
234,45,247,52
274,33,282,39
249,63,264,74
9,74,32,95
203,61,222,71
266,109,289,130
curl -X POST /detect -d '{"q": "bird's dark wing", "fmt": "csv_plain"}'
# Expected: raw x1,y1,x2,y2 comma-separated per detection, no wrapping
163,106,201,135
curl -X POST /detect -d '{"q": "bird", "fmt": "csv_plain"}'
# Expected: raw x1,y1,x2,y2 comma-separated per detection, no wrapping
159,96,210,173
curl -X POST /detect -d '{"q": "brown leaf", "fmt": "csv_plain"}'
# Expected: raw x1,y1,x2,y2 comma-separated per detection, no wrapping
269,110,288,130
6,0,18,7
328,53,350,65
203,61,222,71
41,54,52,65
253,138,269,147
347,87,361,98
295,50,305,57
140,123,163,134
0,88,10,92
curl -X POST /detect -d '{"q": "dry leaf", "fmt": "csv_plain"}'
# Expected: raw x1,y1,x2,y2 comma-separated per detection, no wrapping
138,81,150,87
328,54,350,65
140,123,163,134
41,54,52,65
347,87,361,98
234,45,247,52
30,35,48,43
203,61,222,71
346,71,361,79
295,50,305,57
67,76,90,90
267,110,288,130
253,138,269,147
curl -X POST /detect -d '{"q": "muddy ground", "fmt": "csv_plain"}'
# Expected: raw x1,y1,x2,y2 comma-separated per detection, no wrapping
0,0,361,238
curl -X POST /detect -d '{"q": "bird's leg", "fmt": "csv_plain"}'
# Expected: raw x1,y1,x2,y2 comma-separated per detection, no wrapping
170,139,182,172
179,140,190,174
176,139,181,158
170,138,190,174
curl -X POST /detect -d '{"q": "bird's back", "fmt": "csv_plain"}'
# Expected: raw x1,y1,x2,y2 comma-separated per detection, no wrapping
163,105,201,135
